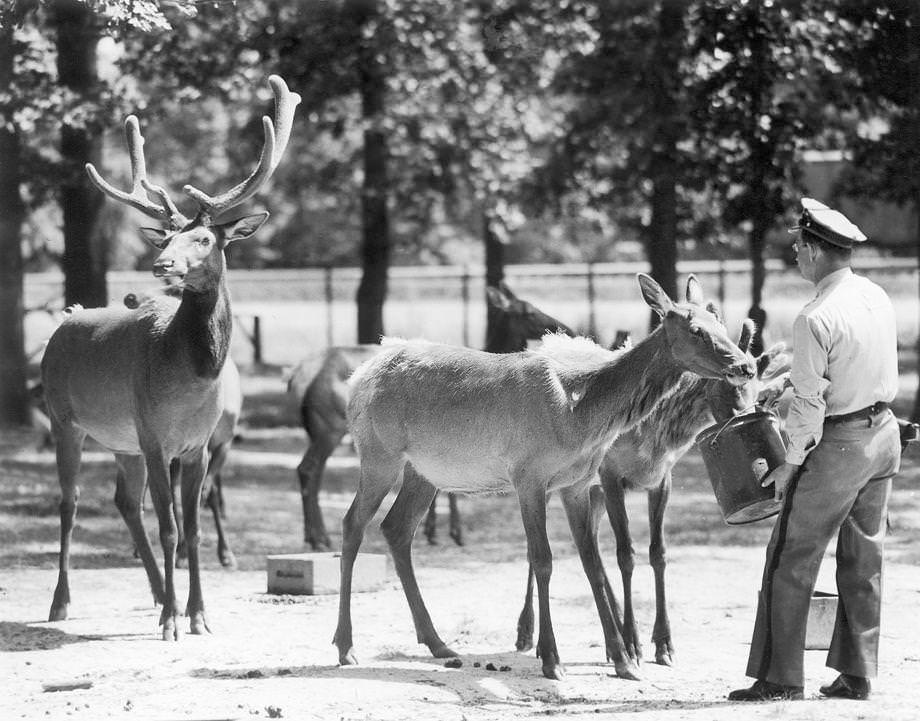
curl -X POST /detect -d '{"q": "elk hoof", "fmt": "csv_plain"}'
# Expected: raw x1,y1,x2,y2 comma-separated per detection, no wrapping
430,643,459,659
614,660,642,681
48,604,68,623
655,642,674,666
189,612,210,635
515,633,534,652
339,650,358,666
219,549,237,569
161,617,181,641
542,662,566,680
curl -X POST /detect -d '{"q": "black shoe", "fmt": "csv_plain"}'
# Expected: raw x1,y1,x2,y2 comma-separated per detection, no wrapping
819,673,870,700
728,679,804,701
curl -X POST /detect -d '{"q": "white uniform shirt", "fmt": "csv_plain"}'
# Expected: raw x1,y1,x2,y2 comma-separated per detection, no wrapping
784,267,899,465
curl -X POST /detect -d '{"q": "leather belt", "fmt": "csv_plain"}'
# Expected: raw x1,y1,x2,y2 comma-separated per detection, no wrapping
825,401,889,425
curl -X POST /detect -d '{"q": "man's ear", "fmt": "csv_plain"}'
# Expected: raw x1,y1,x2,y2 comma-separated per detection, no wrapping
139,227,170,249
219,212,270,245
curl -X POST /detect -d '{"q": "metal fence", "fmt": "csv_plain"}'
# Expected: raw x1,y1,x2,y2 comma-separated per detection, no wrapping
24,257,919,368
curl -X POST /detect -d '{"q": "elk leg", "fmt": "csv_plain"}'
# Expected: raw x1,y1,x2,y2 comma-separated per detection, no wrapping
179,447,210,635
602,472,643,665
648,471,673,665
516,484,563,680
381,466,455,658
333,450,402,666
170,459,188,568
48,422,86,622
204,439,235,567
296,435,339,550
143,452,181,640
515,563,536,651
113,453,165,605
447,492,463,546
561,484,639,680
205,476,235,568
423,491,439,545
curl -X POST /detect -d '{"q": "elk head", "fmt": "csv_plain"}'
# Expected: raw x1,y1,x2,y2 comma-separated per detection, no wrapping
703,319,790,421
485,281,575,352
86,75,301,292
637,273,756,386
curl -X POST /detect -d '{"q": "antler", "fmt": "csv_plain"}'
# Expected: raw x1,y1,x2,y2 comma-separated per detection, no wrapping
85,116,189,229
183,75,302,219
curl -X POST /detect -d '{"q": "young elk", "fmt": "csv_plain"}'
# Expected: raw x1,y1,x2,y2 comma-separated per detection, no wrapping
41,76,299,639
287,281,574,550
514,317,789,677
334,274,756,680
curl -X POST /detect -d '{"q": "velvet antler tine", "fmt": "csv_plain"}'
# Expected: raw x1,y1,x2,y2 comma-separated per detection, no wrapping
267,74,301,172
85,115,183,225
141,179,189,229
183,75,299,219
183,117,276,216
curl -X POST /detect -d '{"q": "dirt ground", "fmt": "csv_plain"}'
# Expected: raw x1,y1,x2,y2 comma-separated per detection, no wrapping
3,370,920,721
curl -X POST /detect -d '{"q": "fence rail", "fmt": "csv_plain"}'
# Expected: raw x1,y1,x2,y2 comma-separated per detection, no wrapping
24,258,919,368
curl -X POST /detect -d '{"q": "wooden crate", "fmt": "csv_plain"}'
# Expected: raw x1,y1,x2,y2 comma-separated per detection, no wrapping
266,552,388,595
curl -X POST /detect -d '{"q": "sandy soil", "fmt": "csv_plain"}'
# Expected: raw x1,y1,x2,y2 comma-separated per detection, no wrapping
3,545,920,721
3,385,920,721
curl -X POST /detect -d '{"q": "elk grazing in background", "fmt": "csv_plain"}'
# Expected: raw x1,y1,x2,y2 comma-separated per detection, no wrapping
123,288,243,569
41,76,299,639
286,281,575,550
514,316,789,677
334,274,756,680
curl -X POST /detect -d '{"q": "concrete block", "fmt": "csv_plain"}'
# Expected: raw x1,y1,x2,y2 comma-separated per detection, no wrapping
805,591,838,650
266,552,388,595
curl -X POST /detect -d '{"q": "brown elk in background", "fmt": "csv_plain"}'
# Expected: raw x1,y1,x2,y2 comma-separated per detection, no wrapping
41,76,299,639
334,274,756,680
285,281,575,551
514,316,789,677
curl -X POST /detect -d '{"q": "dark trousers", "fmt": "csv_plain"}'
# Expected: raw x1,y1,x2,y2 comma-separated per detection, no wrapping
745,410,901,687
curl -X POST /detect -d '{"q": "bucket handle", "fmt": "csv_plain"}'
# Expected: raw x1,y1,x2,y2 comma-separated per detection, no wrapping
706,405,759,448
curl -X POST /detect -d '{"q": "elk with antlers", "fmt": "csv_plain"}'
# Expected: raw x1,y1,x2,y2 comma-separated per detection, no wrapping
123,287,242,569
334,274,756,679
286,281,574,550
514,316,790,677
41,76,299,639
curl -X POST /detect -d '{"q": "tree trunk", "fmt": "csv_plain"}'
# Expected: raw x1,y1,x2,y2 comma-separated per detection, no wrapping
355,0,389,344
54,0,106,308
645,0,684,329
0,19,31,427
912,197,920,423
746,204,770,357
483,209,506,347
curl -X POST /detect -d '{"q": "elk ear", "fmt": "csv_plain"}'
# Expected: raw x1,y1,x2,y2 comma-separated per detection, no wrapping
738,319,755,353
486,285,511,311
138,227,169,249
685,274,704,305
219,211,270,245
637,273,674,317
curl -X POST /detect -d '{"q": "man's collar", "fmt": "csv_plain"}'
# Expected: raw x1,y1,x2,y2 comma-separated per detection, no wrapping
816,266,852,294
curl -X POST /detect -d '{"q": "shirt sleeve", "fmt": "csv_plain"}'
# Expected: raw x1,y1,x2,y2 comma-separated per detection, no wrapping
784,313,831,465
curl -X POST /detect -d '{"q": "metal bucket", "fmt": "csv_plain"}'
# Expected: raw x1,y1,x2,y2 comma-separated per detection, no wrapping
697,411,787,525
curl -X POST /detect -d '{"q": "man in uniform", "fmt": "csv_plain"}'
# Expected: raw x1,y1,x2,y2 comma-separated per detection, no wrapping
728,198,901,702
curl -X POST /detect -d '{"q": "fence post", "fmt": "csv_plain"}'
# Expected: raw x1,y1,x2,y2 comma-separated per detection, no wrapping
587,262,596,338
252,316,263,365
325,265,334,348
718,258,727,313
461,265,470,347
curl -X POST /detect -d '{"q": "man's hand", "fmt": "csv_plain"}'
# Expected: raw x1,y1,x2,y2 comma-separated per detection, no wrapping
761,462,799,502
